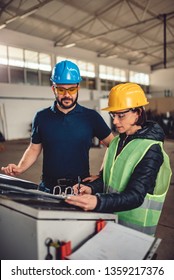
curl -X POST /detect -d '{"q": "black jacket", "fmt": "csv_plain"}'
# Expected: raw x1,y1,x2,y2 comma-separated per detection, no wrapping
87,121,165,213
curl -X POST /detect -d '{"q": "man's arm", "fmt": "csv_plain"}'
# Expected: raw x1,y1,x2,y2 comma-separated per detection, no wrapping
1,143,42,176
83,136,112,183
101,132,114,147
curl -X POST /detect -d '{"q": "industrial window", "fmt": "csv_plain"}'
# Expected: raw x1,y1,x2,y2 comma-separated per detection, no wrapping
8,47,24,67
0,44,150,88
79,77,87,88
129,71,149,86
24,50,38,69
41,71,51,86
87,78,96,89
0,45,51,71
24,51,51,71
99,65,126,82
101,79,115,91
78,60,95,78
99,65,126,91
0,45,8,65
39,53,51,71
26,70,39,85
0,65,8,83
0,44,51,85
24,50,51,85
10,67,24,84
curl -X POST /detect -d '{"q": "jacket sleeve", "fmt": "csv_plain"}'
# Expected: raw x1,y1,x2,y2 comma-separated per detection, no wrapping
84,170,104,194
93,144,164,213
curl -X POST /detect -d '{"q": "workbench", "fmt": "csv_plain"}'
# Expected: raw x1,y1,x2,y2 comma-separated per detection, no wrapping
0,174,161,260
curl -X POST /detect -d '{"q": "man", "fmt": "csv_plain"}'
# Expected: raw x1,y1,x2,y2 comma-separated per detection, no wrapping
66,83,172,235
1,60,113,193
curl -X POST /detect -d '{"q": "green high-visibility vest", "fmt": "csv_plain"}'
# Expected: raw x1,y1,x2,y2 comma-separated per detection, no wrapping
103,136,172,235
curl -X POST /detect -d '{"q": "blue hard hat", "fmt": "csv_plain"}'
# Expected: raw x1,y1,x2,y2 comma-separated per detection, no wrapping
50,60,82,84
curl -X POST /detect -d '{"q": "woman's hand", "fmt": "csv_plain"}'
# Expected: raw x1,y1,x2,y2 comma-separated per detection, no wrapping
73,184,92,195
65,194,97,211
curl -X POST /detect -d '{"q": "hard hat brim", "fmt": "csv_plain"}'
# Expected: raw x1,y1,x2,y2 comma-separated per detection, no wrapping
101,106,116,111
101,102,149,112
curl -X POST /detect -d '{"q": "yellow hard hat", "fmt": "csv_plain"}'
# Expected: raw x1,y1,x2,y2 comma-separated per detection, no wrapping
102,83,149,111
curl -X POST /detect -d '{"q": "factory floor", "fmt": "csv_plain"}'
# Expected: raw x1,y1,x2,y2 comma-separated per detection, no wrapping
0,138,174,260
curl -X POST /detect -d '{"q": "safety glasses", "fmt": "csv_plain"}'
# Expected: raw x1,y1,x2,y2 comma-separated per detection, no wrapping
54,86,78,95
109,109,133,120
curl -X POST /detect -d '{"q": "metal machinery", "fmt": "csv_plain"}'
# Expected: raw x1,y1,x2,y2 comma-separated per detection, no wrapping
0,175,161,260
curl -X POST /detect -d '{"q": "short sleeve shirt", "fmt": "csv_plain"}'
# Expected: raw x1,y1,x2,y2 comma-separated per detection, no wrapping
31,102,111,180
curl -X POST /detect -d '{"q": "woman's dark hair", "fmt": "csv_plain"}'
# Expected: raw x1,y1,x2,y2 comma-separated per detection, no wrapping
132,106,147,126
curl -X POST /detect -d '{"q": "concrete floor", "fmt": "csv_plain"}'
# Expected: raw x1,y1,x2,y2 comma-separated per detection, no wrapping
0,139,174,260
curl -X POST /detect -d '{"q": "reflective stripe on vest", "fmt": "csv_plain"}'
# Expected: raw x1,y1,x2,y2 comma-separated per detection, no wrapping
140,197,163,211
103,137,172,235
108,185,164,211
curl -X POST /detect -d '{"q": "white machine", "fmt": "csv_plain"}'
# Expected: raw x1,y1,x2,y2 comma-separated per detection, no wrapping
0,175,161,260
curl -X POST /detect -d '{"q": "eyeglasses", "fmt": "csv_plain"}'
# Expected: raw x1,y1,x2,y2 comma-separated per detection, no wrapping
109,109,133,120
54,86,78,95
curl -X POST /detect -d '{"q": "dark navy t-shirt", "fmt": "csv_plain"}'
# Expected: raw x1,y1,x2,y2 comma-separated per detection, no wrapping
31,102,111,180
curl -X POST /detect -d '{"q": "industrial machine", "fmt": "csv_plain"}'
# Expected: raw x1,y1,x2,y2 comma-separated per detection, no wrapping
0,174,161,260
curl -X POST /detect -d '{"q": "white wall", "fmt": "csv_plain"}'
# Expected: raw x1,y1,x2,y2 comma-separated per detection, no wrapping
150,68,174,97
99,99,111,128
0,83,51,140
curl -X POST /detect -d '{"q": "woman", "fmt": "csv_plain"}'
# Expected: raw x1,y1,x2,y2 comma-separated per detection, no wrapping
66,83,172,235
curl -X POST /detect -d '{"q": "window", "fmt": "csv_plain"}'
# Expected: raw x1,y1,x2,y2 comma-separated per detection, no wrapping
114,68,126,82
87,78,96,89
78,60,95,78
0,45,150,89
24,50,38,69
8,47,24,67
101,79,115,91
39,53,51,71
0,45,8,65
129,71,149,86
0,65,8,83
80,77,87,88
26,70,39,85
0,45,52,85
10,67,24,84
41,71,51,86
99,65,126,81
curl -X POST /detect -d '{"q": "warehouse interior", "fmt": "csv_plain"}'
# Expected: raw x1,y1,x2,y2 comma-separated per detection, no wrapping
0,0,174,260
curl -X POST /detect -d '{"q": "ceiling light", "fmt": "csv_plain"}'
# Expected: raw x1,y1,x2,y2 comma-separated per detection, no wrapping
20,8,38,19
97,53,107,57
6,16,19,24
107,54,118,59
56,42,64,46
63,43,76,48
0,24,6,30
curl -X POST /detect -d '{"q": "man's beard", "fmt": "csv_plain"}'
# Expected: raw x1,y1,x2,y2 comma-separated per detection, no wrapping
56,94,78,109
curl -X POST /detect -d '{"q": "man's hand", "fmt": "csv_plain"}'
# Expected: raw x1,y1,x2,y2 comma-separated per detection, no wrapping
1,164,22,176
83,174,99,182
